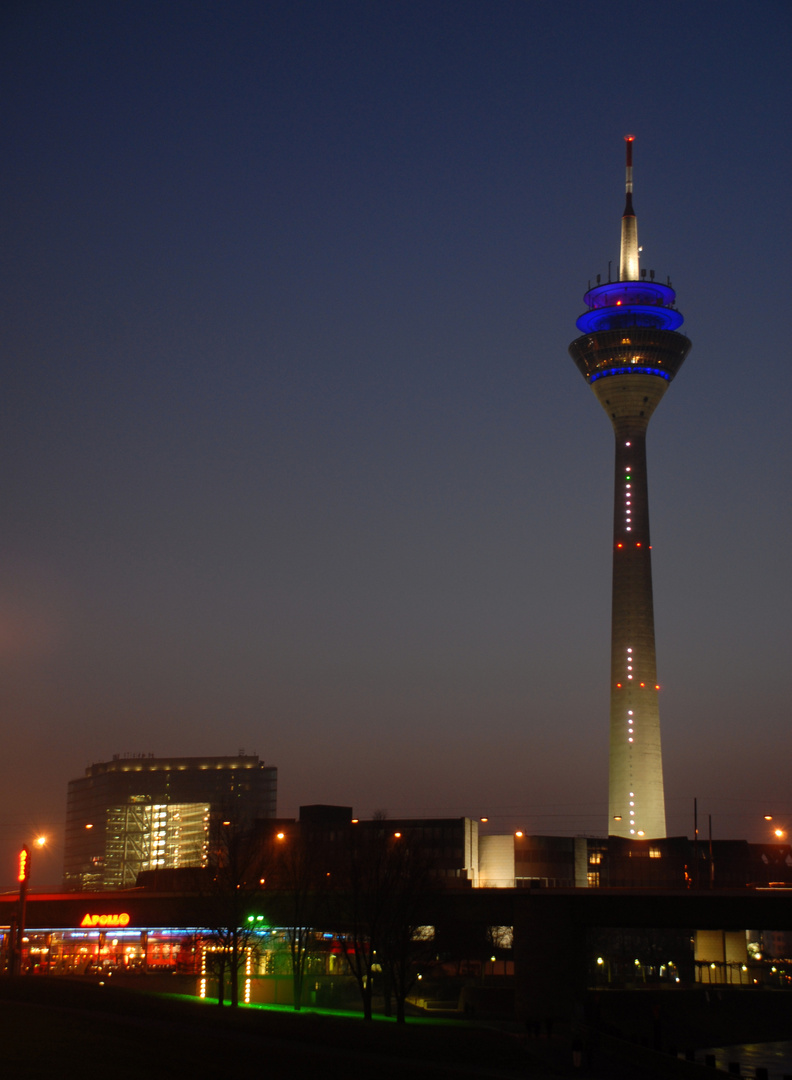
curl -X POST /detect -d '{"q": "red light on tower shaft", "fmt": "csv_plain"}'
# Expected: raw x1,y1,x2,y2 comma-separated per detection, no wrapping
18,847,30,883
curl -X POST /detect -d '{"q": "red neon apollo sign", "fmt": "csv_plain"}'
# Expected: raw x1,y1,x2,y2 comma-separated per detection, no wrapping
80,912,131,928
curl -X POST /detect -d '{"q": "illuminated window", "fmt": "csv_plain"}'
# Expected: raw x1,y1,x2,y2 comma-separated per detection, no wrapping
649,848,661,859
412,925,435,942
487,926,513,948
587,871,600,887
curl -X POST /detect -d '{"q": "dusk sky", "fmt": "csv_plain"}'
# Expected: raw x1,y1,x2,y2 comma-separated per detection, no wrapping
2,1,791,889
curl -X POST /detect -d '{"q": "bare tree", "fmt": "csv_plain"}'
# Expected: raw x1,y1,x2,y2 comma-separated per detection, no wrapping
378,830,435,1023
337,817,433,1023
202,818,265,1007
264,825,329,1010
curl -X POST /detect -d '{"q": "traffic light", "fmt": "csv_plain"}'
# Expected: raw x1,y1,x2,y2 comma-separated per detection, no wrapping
18,847,29,883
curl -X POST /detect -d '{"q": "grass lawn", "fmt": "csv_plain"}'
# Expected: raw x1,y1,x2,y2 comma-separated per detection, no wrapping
0,978,547,1079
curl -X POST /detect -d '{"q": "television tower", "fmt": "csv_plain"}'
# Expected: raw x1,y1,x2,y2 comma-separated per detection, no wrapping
568,137,691,839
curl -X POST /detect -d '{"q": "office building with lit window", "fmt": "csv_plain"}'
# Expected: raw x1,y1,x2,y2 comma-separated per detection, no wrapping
63,754,277,891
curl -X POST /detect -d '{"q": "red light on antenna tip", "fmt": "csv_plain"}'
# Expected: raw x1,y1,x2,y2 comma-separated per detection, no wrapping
625,134,635,142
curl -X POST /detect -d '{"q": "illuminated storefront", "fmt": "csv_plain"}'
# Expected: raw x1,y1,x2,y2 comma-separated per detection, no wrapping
0,892,349,1007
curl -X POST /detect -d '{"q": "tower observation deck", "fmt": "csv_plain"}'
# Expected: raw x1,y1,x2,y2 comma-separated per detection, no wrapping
568,137,691,839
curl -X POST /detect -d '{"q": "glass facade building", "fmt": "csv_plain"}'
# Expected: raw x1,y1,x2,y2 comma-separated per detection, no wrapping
63,755,277,891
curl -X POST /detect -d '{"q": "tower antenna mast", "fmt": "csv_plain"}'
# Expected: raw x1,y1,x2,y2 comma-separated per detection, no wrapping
620,135,639,281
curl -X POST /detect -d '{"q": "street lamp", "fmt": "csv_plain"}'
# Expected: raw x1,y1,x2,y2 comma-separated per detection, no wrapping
13,837,46,975
765,816,787,840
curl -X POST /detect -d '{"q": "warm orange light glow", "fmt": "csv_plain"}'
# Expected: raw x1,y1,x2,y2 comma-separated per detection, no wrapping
85,823,94,829
480,816,489,822
34,836,46,848
764,815,773,821
640,683,645,687
276,832,285,840
616,683,622,688
515,831,523,838
393,832,401,838
774,828,785,839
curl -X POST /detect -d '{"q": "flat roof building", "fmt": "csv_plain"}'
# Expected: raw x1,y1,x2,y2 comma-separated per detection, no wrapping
63,754,277,891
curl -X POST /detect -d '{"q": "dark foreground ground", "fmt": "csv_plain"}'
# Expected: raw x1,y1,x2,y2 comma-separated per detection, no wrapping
3,979,792,1080
0,978,558,1080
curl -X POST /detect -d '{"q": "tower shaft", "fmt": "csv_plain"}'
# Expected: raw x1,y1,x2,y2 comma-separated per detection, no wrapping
607,420,664,837
572,351,687,838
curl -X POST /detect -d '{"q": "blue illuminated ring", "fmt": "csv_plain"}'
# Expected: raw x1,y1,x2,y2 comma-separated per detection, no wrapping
589,366,671,383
